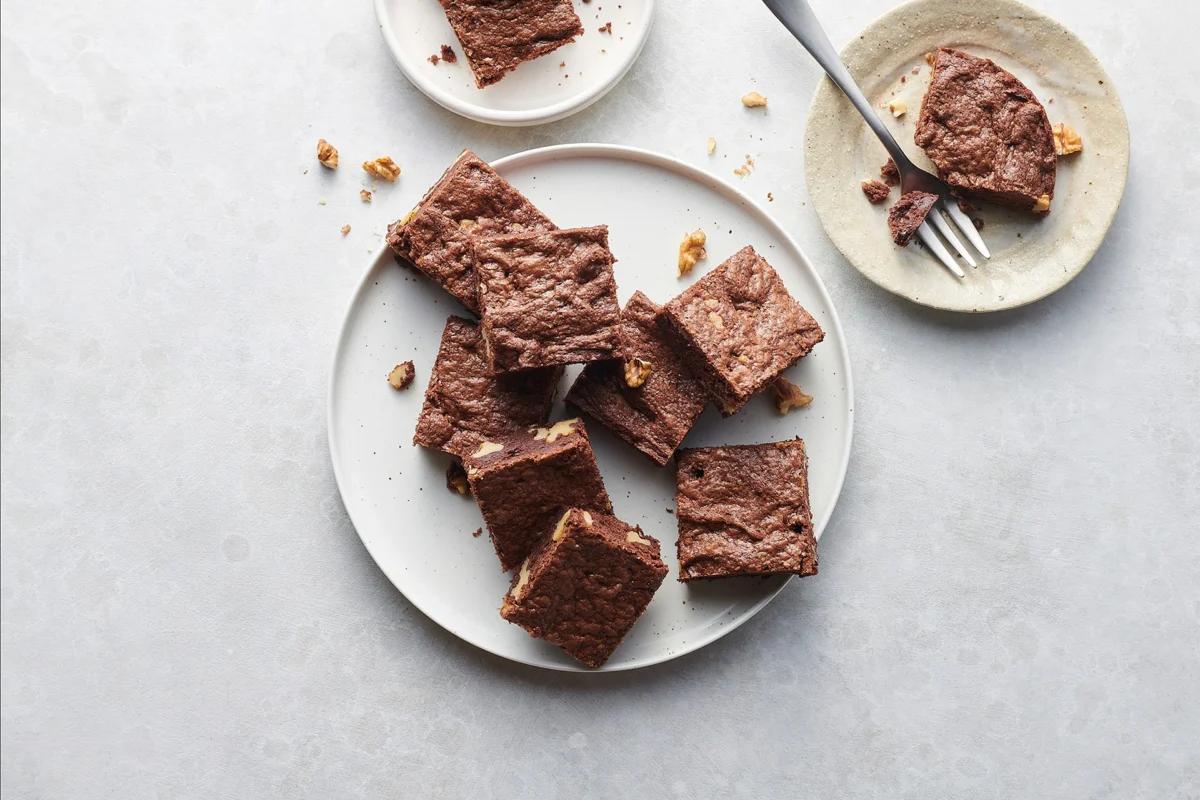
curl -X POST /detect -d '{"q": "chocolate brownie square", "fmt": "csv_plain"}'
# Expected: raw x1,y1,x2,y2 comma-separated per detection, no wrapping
439,0,583,88
413,316,561,458
474,226,622,373
675,439,818,581
565,291,706,465
501,507,668,668
662,246,824,416
464,418,612,570
386,150,555,314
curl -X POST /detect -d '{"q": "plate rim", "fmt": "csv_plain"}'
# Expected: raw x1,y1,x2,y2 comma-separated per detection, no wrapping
327,142,855,671
373,0,656,127
803,0,1131,313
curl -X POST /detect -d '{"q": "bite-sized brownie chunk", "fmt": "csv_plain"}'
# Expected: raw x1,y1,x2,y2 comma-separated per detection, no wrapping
413,316,561,458
880,158,900,186
887,190,939,246
386,150,555,313
464,418,612,570
565,291,706,465
474,226,622,373
501,507,668,668
915,48,1056,213
439,0,583,88
662,246,824,416
675,440,817,581
861,179,891,204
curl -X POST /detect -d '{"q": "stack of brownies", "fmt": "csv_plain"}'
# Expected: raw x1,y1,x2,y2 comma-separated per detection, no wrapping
388,150,825,668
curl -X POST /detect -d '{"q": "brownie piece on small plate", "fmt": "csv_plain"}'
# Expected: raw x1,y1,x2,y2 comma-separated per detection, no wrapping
502,507,668,668
413,316,561,458
474,226,622,373
464,417,612,571
675,440,818,581
387,150,555,313
662,246,824,416
566,291,706,465
439,0,584,88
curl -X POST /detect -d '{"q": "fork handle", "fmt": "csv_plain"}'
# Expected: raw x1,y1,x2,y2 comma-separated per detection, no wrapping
762,0,914,171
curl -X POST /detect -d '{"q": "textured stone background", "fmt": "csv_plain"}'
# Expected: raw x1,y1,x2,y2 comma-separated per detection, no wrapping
2,0,1198,797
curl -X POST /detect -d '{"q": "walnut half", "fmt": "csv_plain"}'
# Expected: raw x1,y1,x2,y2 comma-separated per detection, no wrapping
677,229,707,276
624,357,653,388
362,156,401,181
316,138,338,169
1052,122,1083,156
387,361,414,390
772,378,812,414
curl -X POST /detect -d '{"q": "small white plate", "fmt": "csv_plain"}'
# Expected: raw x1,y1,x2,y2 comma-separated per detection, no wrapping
375,0,654,126
804,0,1130,312
328,144,854,671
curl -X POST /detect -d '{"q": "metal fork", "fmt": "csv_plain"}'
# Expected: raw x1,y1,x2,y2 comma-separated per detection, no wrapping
761,0,989,278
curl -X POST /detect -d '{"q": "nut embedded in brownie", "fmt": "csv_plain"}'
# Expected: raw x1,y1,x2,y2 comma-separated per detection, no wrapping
474,226,623,373
413,316,561,458
463,418,612,571
566,291,707,466
501,507,668,668
386,150,556,314
439,0,583,88
675,439,817,581
662,245,824,416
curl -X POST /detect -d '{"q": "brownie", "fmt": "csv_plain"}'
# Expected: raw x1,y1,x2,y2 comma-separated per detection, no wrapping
439,0,583,88
880,158,900,186
386,150,555,314
887,191,939,246
861,179,891,204
501,507,668,668
474,226,623,373
662,246,824,416
464,417,612,570
565,291,706,465
915,48,1056,213
413,316,561,458
675,440,818,581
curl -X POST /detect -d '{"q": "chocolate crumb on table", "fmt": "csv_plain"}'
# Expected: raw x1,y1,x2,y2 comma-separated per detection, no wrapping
387,150,555,314
566,291,707,466
438,0,583,88
464,418,612,571
440,44,458,64
501,507,667,668
474,226,623,372
662,245,824,416
675,440,818,581
413,316,561,458
861,179,891,204
887,190,938,246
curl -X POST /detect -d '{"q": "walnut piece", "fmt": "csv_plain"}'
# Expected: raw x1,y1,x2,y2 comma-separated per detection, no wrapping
1033,194,1051,213
445,461,471,496
1052,122,1083,156
625,530,652,546
533,419,578,444
772,378,813,414
706,137,717,155
707,311,724,330
741,91,768,108
340,224,351,236
362,156,401,181
888,100,907,117
360,189,373,203
471,441,503,458
316,138,338,169
623,357,653,388
387,361,414,390
551,509,573,541
677,229,707,276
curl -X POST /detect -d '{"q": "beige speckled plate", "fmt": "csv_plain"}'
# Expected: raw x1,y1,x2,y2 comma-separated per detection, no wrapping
804,0,1130,312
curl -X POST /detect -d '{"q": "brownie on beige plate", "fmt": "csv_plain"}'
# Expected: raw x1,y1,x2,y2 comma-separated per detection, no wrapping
502,507,668,668
566,291,707,466
439,0,583,88
387,150,555,314
463,418,611,571
413,316,561,458
474,226,623,373
662,246,824,416
675,439,818,581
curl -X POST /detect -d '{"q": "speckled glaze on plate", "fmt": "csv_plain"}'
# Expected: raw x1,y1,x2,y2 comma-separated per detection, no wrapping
328,144,853,672
804,0,1130,312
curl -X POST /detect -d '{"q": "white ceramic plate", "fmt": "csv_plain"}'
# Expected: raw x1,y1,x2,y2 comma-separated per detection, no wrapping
375,0,654,126
328,144,854,671
804,0,1130,312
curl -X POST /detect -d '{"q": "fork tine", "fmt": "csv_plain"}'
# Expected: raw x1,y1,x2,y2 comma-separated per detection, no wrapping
916,222,965,278
943,199,991,259
929,204,977,268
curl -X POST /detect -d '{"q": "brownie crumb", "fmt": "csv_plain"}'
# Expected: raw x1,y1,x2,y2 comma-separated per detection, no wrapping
880,158,900,185
388,361,415,390
900,75,907,84
471,527,482,538
861,179,891,204
428,54,440,66
440,44,458,63
599,21,613,33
